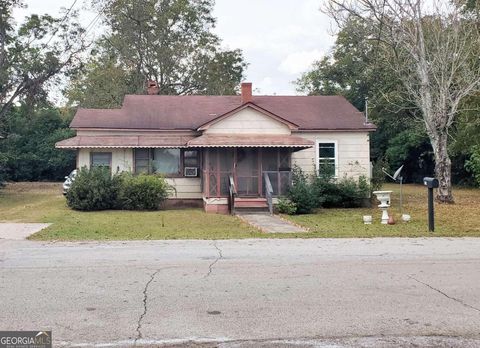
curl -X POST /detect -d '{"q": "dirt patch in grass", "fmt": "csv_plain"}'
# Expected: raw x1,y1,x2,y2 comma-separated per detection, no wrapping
1,181,62,194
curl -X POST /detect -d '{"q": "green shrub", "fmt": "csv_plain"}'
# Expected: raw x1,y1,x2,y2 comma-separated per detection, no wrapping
287,166,316,214
311,174,339,207
276,197,297,215
312,174,371,208
66,166,120,211
66,168,172,211
466,146,480,187
286,164,372,213
117,173,171,210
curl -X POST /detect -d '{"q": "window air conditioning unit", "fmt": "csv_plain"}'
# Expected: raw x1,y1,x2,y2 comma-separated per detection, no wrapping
184,167,198,177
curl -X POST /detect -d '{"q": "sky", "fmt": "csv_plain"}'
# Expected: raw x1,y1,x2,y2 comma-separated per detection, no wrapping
13,0,337,96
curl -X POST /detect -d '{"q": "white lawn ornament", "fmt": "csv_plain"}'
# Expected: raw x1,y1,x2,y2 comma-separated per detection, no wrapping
372,191,393,224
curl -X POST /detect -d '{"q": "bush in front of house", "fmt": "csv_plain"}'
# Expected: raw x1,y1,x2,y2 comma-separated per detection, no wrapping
286,165,372,213
287,166,317,214
312,174,371,208
66,167,172,211
276,197,297,215
66,166,121,211
117,173,172,210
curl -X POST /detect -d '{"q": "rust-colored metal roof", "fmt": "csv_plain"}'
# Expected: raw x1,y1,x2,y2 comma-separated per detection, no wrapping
70,95,376,131
55,135,194,149
187,134,314,148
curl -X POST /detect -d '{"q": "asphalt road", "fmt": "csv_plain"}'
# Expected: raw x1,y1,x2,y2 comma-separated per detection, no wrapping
1,238,480,347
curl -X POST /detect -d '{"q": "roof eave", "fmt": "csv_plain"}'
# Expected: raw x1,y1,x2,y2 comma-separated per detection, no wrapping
296,127,377,132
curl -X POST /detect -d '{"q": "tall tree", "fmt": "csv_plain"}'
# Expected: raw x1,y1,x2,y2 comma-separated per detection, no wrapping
65,48,138,108
67,0,247,107
296,18,434,182
324,0,480,202
0,0,86,123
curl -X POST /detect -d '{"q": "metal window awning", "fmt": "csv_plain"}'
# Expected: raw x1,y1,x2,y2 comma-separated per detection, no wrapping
186,134,314,148
55,135,195,149
56,134,314,149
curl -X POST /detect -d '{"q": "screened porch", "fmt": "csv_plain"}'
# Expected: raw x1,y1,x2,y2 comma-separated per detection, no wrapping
202,148,293,199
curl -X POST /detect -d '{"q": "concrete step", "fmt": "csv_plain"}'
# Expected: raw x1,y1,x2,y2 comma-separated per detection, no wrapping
234,197,268,209
234,207,270,214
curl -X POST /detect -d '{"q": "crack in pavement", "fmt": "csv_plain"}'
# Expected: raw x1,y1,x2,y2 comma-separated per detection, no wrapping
204,241,223,279
408,275,480,313
134,269,160,345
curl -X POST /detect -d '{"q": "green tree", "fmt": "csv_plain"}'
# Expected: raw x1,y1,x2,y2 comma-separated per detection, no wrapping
296,18,381,109
296,18,431,182
323,0,480,203
0,105,76,181
0,1,86,122
65,50,137,108
67,0,247,107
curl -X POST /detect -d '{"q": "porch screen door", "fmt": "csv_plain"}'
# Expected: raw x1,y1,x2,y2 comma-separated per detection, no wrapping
207,148,234,197
236,148,259,196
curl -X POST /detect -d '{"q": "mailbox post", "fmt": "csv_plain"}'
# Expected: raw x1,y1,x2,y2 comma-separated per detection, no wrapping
423,177,439,232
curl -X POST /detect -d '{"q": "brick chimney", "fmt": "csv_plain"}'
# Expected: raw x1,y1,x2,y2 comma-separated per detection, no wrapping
241,82,252,104
147,80,159,95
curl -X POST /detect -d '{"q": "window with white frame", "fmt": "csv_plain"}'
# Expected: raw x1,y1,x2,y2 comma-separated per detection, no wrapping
316,141,337,176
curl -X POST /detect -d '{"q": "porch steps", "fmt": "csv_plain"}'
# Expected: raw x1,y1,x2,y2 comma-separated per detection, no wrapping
234,197,269,214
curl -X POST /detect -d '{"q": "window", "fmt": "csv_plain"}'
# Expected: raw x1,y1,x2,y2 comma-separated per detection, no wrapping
316,141,337,176
152,149,181,175
183,150,199,168
134,149,199,176
134,149,150,174
91,152,112,169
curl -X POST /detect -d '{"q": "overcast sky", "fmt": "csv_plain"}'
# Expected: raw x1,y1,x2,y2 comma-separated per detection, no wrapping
14,0,337,96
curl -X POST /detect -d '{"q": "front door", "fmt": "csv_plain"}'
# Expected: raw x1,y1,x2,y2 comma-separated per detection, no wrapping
235,148,259,196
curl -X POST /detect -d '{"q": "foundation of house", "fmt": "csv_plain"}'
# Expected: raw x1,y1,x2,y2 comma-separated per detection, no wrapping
164,199,203,209
203,198,229,214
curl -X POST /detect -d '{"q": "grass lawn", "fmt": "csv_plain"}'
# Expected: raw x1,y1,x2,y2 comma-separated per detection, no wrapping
0,182,262,240
0,182,479,240
284,183,480,237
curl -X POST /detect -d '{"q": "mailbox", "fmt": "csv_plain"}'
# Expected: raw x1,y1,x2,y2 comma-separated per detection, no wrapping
423,177,439,188
423,177,438,232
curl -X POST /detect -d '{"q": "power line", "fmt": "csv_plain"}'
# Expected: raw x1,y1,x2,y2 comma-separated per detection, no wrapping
82,0,114,38
26,0,81,68
44,0,80,47
57,0,114,62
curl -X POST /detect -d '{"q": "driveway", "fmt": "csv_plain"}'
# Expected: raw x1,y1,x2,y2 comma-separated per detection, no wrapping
0,223,51,240
1,238,480,347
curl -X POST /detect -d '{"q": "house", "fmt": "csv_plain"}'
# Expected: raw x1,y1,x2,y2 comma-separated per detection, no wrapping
56,82,376,214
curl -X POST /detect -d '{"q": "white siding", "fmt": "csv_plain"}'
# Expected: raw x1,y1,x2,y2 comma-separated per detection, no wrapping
166,178,202,199
76,148,202,199
77,148,133,173
292,132,371,179
205,107,291,135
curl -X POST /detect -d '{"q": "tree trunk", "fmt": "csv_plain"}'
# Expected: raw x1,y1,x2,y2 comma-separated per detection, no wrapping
431,133,454,203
